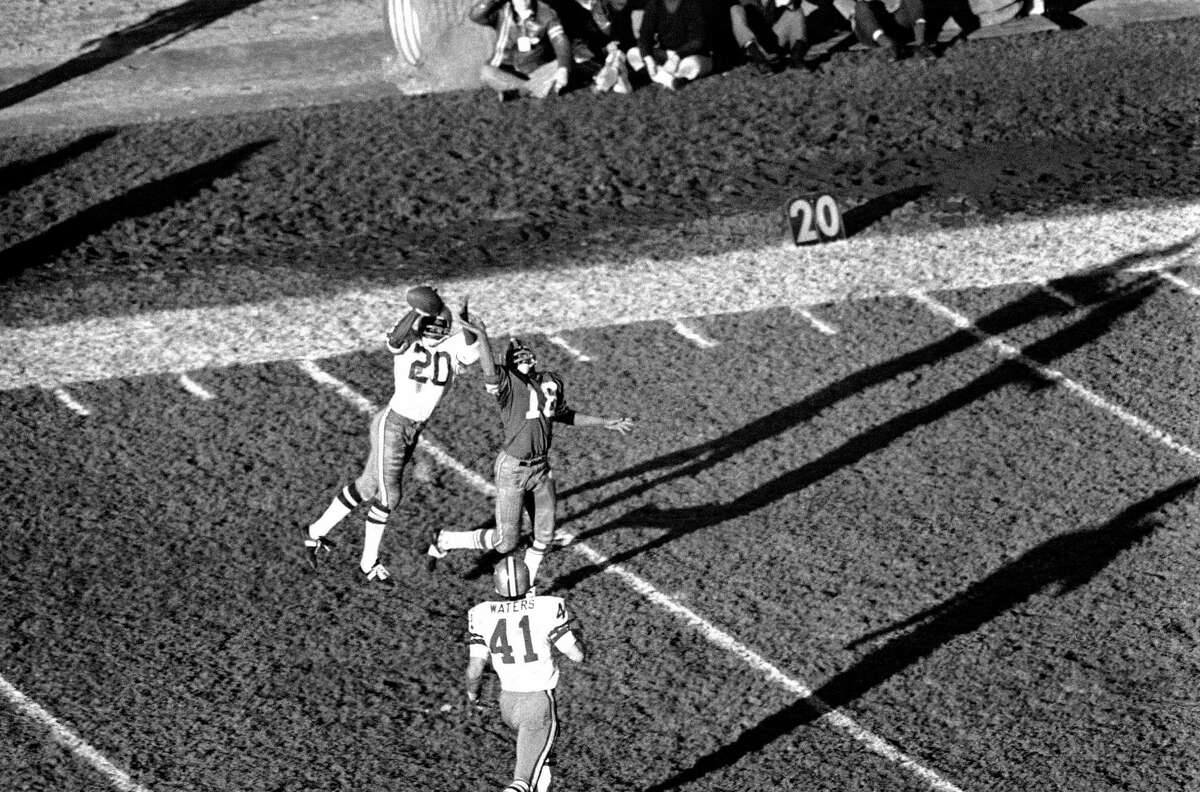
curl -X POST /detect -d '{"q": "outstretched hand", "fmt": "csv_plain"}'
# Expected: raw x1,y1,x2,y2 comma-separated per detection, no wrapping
457,302,487,336
605,417,635,435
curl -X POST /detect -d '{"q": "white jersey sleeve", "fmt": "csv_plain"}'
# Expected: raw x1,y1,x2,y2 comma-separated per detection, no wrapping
467,594,573,693
387,331,479,421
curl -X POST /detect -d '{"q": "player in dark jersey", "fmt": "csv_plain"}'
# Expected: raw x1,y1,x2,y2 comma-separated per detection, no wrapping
431,313,633,585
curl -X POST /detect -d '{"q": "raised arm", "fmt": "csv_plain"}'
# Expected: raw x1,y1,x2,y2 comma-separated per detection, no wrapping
455,309,500,387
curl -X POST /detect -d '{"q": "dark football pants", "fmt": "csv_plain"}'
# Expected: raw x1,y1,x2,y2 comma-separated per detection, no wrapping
500,689,558,791
354,407,421,511
493,452,556,554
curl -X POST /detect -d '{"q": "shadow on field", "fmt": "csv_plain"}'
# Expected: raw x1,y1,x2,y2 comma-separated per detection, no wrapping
0,0,266,111
0,139,275,280
548,238,1196,593
0,129,118,198
643,476,1199,792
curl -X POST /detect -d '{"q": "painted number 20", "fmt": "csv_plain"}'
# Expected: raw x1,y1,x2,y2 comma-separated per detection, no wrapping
788,194,844,245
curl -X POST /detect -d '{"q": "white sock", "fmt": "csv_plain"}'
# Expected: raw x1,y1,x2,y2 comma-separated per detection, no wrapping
524,542,548,583
361,508,388,572
439,528,493,551
310,499,350,539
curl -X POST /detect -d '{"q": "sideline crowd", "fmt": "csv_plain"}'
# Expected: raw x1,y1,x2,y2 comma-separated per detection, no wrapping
468,0,1025,99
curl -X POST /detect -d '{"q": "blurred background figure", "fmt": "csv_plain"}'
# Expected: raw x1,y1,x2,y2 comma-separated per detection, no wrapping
470,0,576,99
628,0,715,89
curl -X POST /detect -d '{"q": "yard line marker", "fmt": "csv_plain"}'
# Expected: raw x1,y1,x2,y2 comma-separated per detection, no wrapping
0,674,154,792
910,291,1200,463
561,536,964,792
673,320,718,348
1156,270,1200,298
300,361,963,792
296,359,374,415
794,307,839,335
53,387,90,416
546,334,593,362
177,374,214,400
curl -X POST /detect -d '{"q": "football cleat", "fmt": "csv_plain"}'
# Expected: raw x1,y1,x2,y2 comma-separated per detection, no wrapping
363,557,396,588
303,530,335,572
424,530,448,573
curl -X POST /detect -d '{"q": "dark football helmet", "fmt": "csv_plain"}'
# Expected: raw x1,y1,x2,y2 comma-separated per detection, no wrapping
493,554,531,598
418,308,452,345
505,339,537,373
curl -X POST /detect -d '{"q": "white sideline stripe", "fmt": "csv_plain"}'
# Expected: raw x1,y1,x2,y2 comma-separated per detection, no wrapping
910,291,1200,463
4,201,1200,391
673,320,718,348
546,335,593,362
0,674,154,792
298,361,963,792
1031,277,1078,308
53,387,90,416
795,307,839,335
1157,270,1200,297
178,374,214,400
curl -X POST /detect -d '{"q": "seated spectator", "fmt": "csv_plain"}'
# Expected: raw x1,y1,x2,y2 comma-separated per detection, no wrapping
766,0,813,67
628,0,714,90
840,0,977,59
470,0,575,100
558,0,645,92
723,0,787,73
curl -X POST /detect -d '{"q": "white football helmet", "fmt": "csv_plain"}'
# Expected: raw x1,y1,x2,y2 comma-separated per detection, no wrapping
493,554,531,598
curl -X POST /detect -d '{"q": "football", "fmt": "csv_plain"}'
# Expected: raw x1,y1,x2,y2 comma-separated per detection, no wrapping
406,285,445,316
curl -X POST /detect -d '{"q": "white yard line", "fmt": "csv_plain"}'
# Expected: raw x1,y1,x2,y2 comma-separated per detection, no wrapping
1031,277,1079,308
177,373,214,400
673,320,719,348
546,334,593,362
52,387,90,416
299,363,964,792
1156,270,1200,298
794,306,839,335
5,200,1198,391
910,291,1200,463
0,674,154,792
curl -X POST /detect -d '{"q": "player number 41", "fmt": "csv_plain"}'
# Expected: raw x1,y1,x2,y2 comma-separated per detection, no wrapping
787,194,845,245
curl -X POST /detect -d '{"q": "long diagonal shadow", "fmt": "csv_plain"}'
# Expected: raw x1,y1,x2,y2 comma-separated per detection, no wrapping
548,271,1166,594
644,476,1199,792
0,139,275,279
553,239,1196,541
0,0,266,111
0,129,118,198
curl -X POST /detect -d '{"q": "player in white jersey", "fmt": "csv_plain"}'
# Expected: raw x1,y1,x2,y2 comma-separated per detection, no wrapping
301,286,480,586
466,555,585,792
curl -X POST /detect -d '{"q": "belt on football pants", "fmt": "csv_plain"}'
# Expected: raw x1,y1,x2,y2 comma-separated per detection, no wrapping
512,455,547,466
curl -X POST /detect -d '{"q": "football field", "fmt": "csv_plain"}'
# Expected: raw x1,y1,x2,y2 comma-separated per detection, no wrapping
3,5,1200,792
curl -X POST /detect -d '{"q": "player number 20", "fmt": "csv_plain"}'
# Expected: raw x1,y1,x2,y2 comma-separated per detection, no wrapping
788,194,843,245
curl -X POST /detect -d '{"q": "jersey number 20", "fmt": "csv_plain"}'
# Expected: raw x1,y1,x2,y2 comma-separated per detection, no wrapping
489,616,539,664
409,346,452,386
